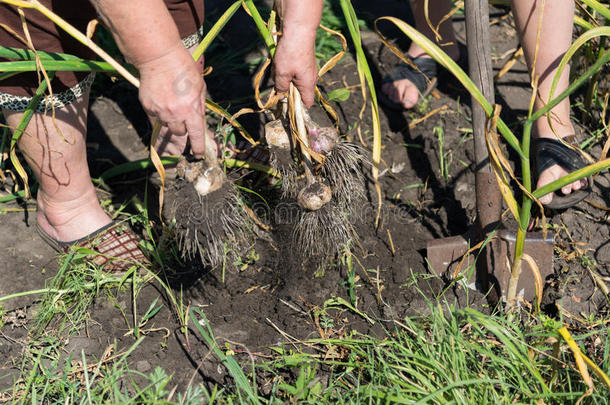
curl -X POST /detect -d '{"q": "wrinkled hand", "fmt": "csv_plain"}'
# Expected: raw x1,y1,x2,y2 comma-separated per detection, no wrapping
273,30,318,107
137,45,216,159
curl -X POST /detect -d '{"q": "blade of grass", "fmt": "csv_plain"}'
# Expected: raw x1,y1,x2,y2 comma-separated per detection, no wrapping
8,72,52,199
0,72,20,81
414,378,505,404
532,157,610,199
544,28,610,122
0,59,116,72
190,307,261,404
191,0,242,61
579,0,610,21
96,156,180,182
242,0,276,56
557,327,594,395
0,185,37,203
205,98,255,144
0,46,83,60
574,15,595,31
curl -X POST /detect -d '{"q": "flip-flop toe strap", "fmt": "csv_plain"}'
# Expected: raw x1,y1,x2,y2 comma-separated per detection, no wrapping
535,137,586,174
534,137,592,209
382,56,437,95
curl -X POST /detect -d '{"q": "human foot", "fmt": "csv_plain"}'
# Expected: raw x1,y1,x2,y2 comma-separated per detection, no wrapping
534,135,589,208
36,187,113,243
380,45,460,111
380,55,438,110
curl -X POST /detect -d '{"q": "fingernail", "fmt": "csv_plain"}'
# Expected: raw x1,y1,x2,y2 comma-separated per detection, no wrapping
540,194,552,204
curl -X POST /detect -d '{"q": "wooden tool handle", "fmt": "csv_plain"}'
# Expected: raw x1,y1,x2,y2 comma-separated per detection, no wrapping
465,0,502,233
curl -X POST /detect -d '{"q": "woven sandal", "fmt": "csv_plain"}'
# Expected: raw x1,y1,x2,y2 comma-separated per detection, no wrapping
534,136,592,210
37,222,149,272
380,55,438,111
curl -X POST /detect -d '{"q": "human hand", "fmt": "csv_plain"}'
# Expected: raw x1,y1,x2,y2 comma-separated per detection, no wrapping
137,45,216,159
273,29,318,107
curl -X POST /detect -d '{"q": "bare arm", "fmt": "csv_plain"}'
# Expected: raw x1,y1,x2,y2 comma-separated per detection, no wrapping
90,0,212,159
273,0,323,107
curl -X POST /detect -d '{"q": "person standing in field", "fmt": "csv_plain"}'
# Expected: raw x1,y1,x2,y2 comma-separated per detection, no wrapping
380,0,590,209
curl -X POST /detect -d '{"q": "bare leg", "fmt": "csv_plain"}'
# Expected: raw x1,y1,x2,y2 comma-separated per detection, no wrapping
512,0,583,204
381,0,459,109
3,89,112,242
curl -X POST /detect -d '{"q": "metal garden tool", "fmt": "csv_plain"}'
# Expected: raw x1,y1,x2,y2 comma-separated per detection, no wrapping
425,0,553,302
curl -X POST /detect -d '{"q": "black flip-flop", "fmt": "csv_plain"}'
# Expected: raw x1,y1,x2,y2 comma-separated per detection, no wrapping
379,56,438,111
534,137,592,209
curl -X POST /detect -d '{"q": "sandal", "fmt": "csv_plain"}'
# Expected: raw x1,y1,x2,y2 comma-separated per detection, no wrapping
380,55,438,111
534,136,592,209
37,221,149,272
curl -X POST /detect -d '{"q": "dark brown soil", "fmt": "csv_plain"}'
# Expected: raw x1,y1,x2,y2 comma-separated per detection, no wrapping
1,0,608,396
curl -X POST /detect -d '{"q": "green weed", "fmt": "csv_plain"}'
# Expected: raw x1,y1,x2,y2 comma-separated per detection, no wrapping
316,1,365,63
233,248,260,271
262,304,609,404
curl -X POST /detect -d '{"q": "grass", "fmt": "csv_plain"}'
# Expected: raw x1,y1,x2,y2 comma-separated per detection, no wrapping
316,1,367,63
260,307,609,404
6,337,213,404
5,272,609,403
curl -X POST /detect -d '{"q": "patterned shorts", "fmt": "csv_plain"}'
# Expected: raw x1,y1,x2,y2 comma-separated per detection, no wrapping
0,0,204,113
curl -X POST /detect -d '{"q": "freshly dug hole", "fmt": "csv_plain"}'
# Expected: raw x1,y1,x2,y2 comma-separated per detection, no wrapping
163,179,252,267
